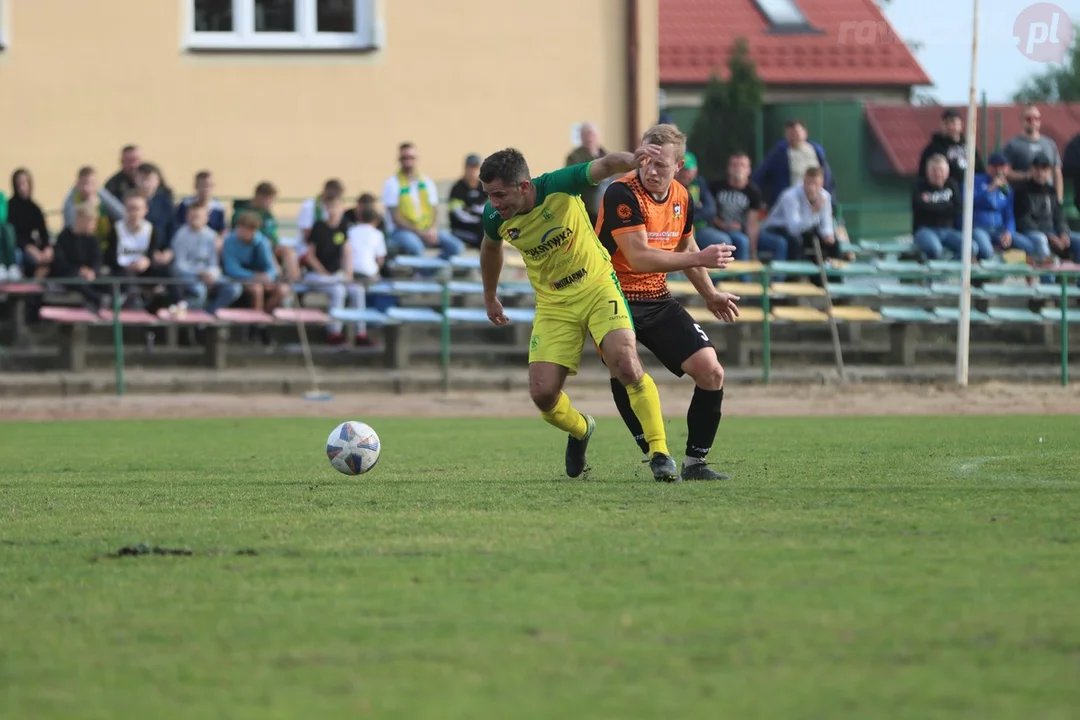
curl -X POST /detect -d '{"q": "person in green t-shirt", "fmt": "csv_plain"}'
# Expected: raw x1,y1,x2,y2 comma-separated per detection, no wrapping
231,182,299,282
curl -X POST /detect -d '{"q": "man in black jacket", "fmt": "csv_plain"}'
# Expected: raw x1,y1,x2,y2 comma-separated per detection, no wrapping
911,154,989,260
1063,132,1080,217
1014,155,1080,265
918,108,985,187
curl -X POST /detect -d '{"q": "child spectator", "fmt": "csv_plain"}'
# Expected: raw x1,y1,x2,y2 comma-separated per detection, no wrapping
171,203,243,313
222,211,287,315
9,169,53,280
345,206,387,345
62,166,124,248
175,171,227,246
106,190,169,309
52,204,105,312
1014,155,1080,266
973,153,1044,262
303,195,363,345
232,182,300,282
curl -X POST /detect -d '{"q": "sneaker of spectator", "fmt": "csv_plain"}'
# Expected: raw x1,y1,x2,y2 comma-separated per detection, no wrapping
918,109,985,187
346,206,387,345
176,171,227,248
911,154,979,262
752,119,835,209
382,142,464,260
51,203,105,313
1015,154,1080,266
63,166,125,247
447,154,488,249
973,153,1044,263
171,203,243,313
297,179,345,248
105,144,142,201
302,195,363,345
137,162,177,246
222,211,286,316
8,169,51,280
107,189,171,309
232,181,300,283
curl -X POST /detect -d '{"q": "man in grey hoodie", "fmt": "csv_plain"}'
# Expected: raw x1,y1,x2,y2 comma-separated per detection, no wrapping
170,203,242,313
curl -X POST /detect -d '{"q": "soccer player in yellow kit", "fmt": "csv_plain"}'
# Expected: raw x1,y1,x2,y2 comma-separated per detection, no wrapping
478,145,681,482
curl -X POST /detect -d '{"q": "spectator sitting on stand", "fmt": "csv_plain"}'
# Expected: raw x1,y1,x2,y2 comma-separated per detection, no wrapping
302,194,364,346
175,171,227,248
973,153,1045,263
63,166,125,249
171,203,243,314
381,142,463,259
222,211,287,327
346,206,387,346
232,181,300,282
448,154,488,248
296,178,344,247
104,144,142,200
137,162,176,247
917,108,985,187
8,169,51,281
1014,154,1080,267
759,167,840,267
752,119,835,208
105,189,171,310
675,151,725,249
910,154,971,261
51,203,105,313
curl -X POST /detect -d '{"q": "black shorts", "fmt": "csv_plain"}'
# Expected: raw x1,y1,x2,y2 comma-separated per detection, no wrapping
629,298,714,377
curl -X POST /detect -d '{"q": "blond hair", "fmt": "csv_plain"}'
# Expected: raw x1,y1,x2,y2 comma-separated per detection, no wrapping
641,123,687,157
926,153,949,171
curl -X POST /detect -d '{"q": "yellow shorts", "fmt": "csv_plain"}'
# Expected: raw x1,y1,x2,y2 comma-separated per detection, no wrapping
528,277,633,374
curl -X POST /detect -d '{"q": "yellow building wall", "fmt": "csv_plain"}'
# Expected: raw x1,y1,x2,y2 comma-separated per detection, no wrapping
0,0,657,229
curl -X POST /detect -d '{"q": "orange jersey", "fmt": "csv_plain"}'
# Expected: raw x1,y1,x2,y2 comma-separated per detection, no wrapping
595,172,695,301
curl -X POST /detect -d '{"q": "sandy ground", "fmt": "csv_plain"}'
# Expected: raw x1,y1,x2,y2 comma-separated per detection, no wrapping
1,381,1077,422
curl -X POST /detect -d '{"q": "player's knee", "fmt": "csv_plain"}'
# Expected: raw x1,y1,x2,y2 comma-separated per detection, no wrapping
610,349,643,385
694,363,724,391
529,385,559,412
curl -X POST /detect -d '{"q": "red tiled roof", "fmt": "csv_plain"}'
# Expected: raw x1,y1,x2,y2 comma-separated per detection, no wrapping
866,103,1080,175
660,0,931,87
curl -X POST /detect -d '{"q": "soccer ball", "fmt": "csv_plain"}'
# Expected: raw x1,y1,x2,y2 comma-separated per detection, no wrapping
326,421,381,475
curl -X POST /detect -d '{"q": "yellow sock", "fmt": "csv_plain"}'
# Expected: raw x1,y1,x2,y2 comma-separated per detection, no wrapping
539,392,589,440
624,373,669,456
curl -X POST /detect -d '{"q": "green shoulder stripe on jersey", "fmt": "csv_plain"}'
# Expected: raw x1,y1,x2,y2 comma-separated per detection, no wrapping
481,204,503,242
535,163,596,203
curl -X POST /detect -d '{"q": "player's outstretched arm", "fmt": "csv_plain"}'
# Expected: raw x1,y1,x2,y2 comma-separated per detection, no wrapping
480,236,509,325
616,229,731,273
588,144,663,184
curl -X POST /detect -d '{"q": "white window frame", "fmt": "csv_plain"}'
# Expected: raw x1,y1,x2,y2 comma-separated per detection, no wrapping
754,0,810,27
0,0,8,50
186,0,377,51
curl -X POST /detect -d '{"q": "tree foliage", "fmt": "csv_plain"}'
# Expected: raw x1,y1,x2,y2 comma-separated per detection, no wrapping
687,38,765,181
1012,28,1080,103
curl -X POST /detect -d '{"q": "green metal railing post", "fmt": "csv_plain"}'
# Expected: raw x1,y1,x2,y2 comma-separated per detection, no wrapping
440,278,451,392
760,268,771,384
1061,275,1069,387
111,280,125,397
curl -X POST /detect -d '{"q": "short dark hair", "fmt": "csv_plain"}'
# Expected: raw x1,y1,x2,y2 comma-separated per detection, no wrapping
123,188,147,203
357,192,377,205
255,181,277,197
77,166,95,179
729,150,749,160
195,170,212,184
804,166,823,179
137,162,160,176
322,179,344,200
399,142,414,153
121,144,138,154
479,149,531,186
235,210,262,229
785,119,805,130
359,207,379,224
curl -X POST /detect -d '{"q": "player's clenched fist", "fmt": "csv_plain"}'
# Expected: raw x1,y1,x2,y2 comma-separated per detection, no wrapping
694,243,734,269
485,296,510,325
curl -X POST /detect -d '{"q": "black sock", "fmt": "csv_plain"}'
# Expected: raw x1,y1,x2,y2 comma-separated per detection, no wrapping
610,377,649,454
686,386,723,459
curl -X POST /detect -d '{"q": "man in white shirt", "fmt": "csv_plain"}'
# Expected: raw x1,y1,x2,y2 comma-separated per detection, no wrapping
381,142,464,259
759,166,839,266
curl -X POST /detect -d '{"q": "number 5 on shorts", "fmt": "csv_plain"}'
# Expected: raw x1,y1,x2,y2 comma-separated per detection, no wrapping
693,323,709,342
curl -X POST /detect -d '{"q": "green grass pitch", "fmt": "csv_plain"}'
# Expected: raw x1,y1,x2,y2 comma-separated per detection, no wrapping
2,414,1080,719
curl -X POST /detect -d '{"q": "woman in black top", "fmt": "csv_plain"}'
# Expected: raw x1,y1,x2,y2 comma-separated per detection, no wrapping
9,169,53,278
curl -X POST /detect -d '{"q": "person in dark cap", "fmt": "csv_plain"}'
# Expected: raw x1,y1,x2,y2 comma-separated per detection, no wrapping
972,152,1043,262
1014,154,1080,265
448,153,488,248
918,108,985,186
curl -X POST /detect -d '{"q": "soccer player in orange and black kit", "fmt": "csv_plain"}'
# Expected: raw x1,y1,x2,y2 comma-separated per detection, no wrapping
595,124,741,481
